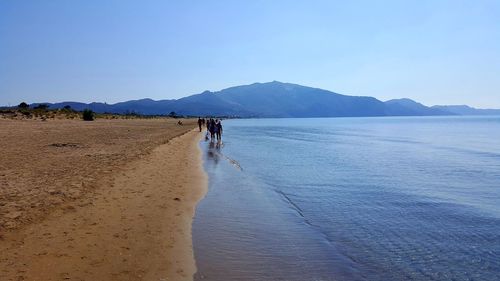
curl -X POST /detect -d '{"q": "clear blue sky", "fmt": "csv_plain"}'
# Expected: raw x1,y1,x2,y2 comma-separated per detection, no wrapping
1,0,499,108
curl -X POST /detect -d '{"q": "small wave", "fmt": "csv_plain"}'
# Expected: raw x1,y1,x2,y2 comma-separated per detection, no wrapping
275,189,305,218
223,155,243,171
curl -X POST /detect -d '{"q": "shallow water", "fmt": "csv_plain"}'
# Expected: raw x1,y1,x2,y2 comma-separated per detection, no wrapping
193,116,500,281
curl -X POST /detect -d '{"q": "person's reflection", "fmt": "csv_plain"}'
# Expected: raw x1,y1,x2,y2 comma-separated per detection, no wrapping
207,141,220,165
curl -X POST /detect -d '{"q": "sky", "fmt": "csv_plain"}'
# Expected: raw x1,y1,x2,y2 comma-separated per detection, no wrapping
1,0,499,108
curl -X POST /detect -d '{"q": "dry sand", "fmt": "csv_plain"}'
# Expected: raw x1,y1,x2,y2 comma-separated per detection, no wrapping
0,118,207,280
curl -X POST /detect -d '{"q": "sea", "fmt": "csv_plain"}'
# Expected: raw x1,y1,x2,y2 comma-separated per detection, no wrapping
192,116,500,281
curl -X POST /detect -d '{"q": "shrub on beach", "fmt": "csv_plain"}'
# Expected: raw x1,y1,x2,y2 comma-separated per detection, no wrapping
34,104,49,110
18,102,29,109
82,109,95,121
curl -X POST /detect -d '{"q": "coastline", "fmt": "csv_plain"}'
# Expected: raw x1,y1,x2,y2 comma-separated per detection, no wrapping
0,119,208,281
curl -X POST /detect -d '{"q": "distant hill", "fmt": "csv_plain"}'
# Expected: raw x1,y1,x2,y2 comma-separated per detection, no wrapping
385,98,450,116
24,81,498,117
432,105,500,116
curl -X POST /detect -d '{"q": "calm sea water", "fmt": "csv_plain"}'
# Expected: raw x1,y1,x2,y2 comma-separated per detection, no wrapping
193,116,500,281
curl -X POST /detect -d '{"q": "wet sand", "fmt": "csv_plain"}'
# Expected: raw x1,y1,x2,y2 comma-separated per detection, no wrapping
0,118,207,280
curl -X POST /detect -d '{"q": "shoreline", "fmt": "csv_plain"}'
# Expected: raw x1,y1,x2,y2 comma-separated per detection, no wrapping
0,120,208,280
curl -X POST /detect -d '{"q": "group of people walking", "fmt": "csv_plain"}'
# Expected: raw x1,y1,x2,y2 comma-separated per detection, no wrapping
198,117,223,142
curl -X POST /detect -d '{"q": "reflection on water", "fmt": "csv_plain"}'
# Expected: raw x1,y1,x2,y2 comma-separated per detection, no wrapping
206,140,222,165
193,117,500,281
206,139,242,171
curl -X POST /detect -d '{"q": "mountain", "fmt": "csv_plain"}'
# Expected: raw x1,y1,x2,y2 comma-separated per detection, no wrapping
42,101,113,112
170,91,252,116
43,99,175,115
23,81,497,117
385,98,450,116
214,81,388,117
432,105,500,116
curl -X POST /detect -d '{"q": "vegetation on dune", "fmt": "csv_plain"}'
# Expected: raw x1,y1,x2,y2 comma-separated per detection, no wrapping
1,102,193,120
82,109,95,121
34,104,49,110
18,102,29,109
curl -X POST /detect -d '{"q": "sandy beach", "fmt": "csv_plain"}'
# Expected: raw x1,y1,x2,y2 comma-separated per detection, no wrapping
0,118,207,280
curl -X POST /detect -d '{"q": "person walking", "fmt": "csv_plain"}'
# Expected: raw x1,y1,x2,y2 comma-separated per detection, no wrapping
216,119,223,141
213,119,220,142
197,117,203,132
209,118,216,141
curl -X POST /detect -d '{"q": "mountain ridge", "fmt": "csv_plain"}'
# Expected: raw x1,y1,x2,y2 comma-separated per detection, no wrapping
20,81,499,117
432,105,500,116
